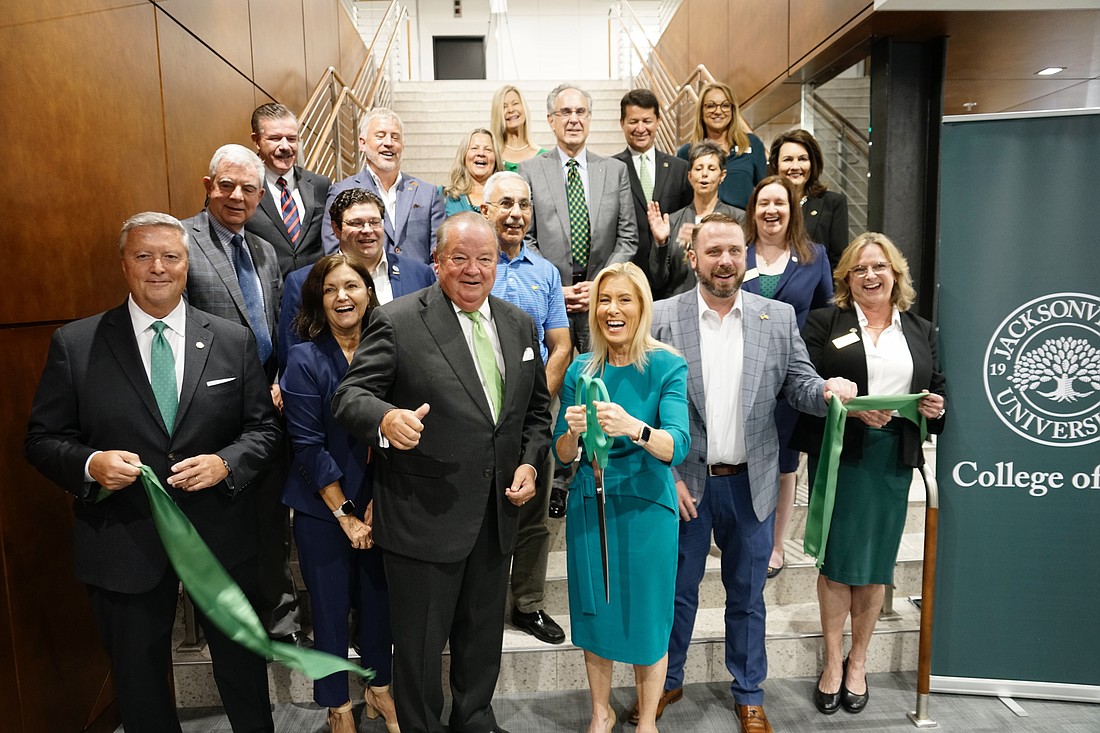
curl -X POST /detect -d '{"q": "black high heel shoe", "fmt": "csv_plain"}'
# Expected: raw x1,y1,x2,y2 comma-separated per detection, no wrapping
813,669,841,715
840,657,869,713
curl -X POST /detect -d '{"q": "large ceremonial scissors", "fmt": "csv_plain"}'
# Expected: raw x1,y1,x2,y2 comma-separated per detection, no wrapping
576,374,611,603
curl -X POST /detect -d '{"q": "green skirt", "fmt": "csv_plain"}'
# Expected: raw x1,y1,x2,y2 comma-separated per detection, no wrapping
810,426,912,586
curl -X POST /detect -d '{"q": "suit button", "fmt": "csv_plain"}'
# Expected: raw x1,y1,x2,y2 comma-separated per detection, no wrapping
169,453,177,462
394,246,402,253
483,469,493,478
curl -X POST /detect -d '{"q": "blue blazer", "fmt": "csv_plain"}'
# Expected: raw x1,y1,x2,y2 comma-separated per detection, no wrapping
277,252,435,369
743,242,833,329
281,334,371,522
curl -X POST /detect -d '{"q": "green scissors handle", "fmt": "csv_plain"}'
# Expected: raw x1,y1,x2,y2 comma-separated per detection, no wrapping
576,374,611,469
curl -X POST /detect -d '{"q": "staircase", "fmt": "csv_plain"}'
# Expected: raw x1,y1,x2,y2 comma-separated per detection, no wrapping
388,79,634,189
171,443,934,705
810,75,871,242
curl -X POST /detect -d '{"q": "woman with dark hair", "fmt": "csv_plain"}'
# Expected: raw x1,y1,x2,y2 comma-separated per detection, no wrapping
768,129,850,268
647,140,745,298
440,128,503,216
676,82,766,210
491,85,547,171
281,253,398,733
554,263,690,733
791,233,946,716
742,175,833,578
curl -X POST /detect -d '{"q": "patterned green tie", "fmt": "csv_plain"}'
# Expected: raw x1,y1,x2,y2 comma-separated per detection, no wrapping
461,310,503,420
565,158,591,271
150,320,177,434
639,153,654,201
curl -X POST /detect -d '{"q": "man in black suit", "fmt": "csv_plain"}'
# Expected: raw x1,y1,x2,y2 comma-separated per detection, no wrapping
246,103,333,277
613,88,692,292
25,212,281,733
333,212,551,733
183,144,308,647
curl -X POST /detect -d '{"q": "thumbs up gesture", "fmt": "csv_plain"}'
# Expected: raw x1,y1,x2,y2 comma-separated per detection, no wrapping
381,403,431,450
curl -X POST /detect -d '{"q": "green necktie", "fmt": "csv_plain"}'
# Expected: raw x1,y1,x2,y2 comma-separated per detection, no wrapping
565,158,591,271
461,310,503,420
150,321,177,434
639,153,654,201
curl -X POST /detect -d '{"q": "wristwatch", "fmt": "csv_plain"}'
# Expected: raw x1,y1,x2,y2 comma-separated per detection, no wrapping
332,500,355,518
632,423,652,446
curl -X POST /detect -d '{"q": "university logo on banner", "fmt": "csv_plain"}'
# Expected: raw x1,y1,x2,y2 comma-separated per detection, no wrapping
983,292,1100,447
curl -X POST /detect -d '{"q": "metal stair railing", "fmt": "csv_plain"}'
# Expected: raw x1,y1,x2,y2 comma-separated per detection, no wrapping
806,92,870,240
299,0,409,181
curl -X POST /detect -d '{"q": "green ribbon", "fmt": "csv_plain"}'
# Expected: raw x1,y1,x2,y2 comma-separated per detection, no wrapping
136,465,373,682
803,394,927,569
576,374,611,469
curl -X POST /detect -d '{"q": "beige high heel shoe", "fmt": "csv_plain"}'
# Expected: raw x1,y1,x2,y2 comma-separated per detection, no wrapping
364,684,400,733
327,701,355,733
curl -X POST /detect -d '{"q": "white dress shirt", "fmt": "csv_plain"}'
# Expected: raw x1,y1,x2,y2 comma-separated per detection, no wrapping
368,167,403,230
453,299,505,422
367,252,394,305
698,289,747,464
855,303,914,398
264,167,305,227
556,146,590,209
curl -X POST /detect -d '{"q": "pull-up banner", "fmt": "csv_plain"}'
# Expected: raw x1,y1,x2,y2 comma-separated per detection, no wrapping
933,110,1100,701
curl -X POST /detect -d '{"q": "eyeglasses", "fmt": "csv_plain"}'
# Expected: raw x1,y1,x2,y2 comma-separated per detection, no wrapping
486,198,532,211
552,107,590,119
446,254,497,269
342,218,383,231
850,263,891,278
703,102,733,113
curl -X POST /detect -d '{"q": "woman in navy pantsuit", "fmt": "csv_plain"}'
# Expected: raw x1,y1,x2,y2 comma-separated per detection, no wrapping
281,253,399,733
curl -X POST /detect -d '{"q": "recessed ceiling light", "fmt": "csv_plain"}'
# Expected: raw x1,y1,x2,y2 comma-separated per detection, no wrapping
1036,67,1066,76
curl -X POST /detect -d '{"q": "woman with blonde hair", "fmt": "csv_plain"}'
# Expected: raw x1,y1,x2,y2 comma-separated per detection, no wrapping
439,128,502,217
554,263,690,733
491,85,547,171
676,81,765,210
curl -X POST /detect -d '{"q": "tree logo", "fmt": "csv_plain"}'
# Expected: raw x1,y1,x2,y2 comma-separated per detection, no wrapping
984,292,1100,446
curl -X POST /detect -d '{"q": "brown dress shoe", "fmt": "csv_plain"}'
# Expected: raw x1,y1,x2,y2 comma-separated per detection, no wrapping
624,687,683,725
736,704,774,733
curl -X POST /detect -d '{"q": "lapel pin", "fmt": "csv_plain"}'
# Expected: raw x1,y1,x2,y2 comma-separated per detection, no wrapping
392,265,400,275
760,313,769,320
196,341,205,349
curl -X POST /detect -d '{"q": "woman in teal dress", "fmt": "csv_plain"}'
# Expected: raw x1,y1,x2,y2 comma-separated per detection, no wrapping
554,263,690,733
439,128,502,216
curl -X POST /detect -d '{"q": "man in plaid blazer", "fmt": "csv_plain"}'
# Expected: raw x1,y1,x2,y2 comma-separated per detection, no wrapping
647,213,856,733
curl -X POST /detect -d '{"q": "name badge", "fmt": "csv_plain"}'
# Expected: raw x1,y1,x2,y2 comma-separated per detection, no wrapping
832,331,860,349
743,268,759,282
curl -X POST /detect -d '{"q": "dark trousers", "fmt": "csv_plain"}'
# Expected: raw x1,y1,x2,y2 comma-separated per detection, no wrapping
665,472,773,705
88,561,273,733
255,434,302,637
509,449,554,613
294,510,392,707
384,494,510,733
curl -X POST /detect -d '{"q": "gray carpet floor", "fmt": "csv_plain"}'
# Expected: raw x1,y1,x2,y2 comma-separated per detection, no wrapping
167,672,1100,732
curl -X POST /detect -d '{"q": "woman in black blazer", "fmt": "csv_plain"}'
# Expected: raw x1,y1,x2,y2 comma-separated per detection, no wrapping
768,129,850,269
790,233,946,716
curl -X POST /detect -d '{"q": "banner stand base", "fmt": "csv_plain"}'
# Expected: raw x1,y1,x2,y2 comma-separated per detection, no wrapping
906,693,938,728
930,676,1100,704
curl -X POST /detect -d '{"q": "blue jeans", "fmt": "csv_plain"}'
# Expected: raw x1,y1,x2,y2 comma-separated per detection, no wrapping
665,472,773,705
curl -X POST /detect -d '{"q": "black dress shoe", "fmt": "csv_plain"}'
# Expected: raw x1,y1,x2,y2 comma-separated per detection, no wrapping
511,608,565,644
840,657,869,713
548,487,567,518
813,679,841,715
272,631,313,648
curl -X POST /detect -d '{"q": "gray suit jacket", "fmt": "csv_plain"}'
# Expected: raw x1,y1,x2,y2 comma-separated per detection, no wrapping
332,284,552,563
245,165,332,277
519,148,638,284
651,289,827,521
183,210,281,371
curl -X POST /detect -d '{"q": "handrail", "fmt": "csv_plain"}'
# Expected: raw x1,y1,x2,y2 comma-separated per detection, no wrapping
299,0,408,180
808,94,869,153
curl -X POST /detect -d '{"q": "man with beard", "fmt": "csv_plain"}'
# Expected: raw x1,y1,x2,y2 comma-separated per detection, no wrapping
646,213,856,733
323,108,445,265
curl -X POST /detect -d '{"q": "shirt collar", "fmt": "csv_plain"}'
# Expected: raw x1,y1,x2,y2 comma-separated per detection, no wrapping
264,166,296,192
854,302,901,328
128,295,187,336
499,242,532,264
695,287,742,323
557,146,588,170
452,297,493,322
208,213,242,244
367,166,403,193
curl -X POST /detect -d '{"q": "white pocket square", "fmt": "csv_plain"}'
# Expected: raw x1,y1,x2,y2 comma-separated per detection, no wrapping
521,347,535,362
206,377,237,387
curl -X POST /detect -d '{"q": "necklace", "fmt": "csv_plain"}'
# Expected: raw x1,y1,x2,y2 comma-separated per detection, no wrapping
758,247,788,267
505,142,531,151
864,322,890,330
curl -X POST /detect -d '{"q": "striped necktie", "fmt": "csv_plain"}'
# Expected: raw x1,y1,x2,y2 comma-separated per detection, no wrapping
277,177,302,245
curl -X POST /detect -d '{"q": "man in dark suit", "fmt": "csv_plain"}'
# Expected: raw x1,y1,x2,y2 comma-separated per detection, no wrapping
613,88,692,291
519,83,637,352
25,212,281,733
183,144,308,647
333,212,551,733
246,102,333,278
278,187,435,368
644,214,856,733
323,107,445,265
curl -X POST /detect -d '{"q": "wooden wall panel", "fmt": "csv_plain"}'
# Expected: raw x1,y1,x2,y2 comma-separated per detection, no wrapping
154,0,254,79
250,0,309,111
0,325,114,733
727,0,788,105
157,9,262,218
654,5,690,87
788,0,871,66
0,0,144,29
0,3,165,325
688,2,730,86
304,0,343,96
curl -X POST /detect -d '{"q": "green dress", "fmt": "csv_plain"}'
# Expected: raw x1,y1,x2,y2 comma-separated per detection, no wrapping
553,350,690,665
503,148,548,172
